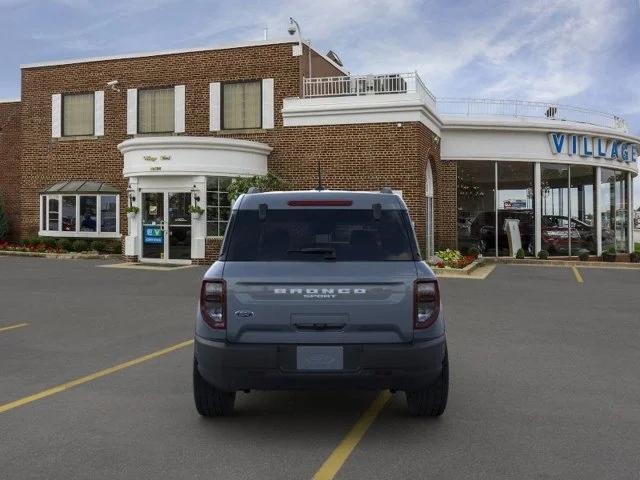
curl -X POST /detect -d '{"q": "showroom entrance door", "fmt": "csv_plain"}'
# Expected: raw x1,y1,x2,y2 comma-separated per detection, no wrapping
141,192,192,263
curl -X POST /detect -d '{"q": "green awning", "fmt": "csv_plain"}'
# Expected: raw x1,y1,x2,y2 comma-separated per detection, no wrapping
41,180,119,194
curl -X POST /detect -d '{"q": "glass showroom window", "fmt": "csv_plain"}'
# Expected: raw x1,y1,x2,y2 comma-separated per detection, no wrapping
569,165,596,255
40,194,119,237
63,92,94,136
457,161,496,256
600,168,629,253
206,177,232,236
222,81,261,130
138,88,175,133
497,162,535,256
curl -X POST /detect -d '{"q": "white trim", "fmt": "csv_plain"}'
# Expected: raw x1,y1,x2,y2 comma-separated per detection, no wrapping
282,95,442,135
627,173,635,253
0,98,20,103
262,78,275,129
94,90,104,136
209,82,221,131
51,94,61,138
40,193,120,237
595,167,602,256
21,39,299,69
174,85,186,133
534,162,541,255
126,89,137,135
38,231,121,239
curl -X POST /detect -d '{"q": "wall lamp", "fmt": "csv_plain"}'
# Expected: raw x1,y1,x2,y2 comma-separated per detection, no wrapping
191,185,201,203
126,186,136,203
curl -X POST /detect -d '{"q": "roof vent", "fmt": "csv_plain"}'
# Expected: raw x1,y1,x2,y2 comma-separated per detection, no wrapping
326,50,343,67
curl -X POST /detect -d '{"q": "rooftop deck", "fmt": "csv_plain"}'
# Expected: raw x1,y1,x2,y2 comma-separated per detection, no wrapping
302,74,629,133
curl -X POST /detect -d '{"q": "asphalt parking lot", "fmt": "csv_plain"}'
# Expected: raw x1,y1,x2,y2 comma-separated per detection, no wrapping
1,257,639,479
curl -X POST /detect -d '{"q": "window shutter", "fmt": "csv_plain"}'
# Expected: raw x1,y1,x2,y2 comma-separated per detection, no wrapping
174,85,185,133
126,88,137,135
262,78,274,129
51,94,62,138
94,90,104,136
209,82,220,131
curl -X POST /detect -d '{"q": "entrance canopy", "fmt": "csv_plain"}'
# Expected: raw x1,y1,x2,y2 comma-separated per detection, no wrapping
41,180,119,194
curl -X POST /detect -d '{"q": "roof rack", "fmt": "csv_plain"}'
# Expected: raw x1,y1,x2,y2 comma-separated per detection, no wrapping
379,187,393,194
246,187,262,194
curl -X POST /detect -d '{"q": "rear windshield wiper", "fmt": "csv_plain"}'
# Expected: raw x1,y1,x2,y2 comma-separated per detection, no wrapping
287,247,336,259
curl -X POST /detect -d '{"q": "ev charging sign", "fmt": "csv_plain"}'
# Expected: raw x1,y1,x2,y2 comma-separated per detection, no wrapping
548,132,638,163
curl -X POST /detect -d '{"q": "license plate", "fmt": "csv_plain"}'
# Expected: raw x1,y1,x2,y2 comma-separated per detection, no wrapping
296,346,343,371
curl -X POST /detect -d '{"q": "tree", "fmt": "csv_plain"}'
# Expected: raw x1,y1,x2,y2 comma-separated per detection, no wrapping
226,173,288,203
0,192,9,241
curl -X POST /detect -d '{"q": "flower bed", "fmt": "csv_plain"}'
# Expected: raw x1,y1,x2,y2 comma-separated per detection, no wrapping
430,249,478,269
0,240,64,254
0,237,121,255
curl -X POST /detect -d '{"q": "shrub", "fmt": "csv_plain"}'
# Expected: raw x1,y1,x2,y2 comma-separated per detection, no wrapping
468,246,480,258
630,251,640,263
577,250,590,262
515,248,525,259
602,246,617,262
89,240,106,252
435,249,462,268
21,236,39,247
42,237,58,248
57,238,72,251
226,173,288,202
0,192,9,241
71,239,88,252
111,242,122,254
537,250,549,260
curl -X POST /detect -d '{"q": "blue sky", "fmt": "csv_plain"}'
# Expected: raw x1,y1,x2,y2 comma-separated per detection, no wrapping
1,0,639,201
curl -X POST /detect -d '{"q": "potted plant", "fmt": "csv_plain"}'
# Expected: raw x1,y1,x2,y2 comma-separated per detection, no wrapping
602,246,617,262
126,206,139,219
188,205,205,219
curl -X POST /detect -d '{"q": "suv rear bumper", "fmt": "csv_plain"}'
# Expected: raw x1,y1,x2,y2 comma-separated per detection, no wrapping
194,335,446,392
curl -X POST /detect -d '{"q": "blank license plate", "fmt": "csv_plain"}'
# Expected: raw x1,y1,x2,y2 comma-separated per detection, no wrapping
296,346,343,371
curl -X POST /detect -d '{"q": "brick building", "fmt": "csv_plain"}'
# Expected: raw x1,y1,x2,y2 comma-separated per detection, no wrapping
0,38,638,263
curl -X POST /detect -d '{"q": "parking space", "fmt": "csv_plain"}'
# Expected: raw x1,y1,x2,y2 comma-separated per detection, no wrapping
1,258,639,479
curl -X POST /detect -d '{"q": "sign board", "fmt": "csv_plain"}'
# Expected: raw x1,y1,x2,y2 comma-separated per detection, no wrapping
548,132,638,163
143,226,163,244
503,218,522,257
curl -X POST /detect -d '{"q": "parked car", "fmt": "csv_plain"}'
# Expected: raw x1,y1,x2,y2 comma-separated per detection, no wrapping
469,209,535,255
193,189,448,417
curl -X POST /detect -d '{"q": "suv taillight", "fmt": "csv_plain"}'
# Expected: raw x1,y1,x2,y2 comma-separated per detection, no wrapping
200,280,226,329
414,280,440,329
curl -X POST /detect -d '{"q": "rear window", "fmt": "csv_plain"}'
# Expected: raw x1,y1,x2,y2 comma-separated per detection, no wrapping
224,209,417,261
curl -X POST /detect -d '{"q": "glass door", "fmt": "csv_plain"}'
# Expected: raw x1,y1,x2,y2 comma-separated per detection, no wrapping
141,192,165,260
168,192,192,260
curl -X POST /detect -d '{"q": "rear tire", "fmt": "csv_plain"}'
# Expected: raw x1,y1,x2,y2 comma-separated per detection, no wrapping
193,359,236,417
405,347,449,417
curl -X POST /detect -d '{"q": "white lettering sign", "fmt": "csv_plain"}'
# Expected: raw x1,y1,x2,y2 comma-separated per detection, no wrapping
548,132,638,163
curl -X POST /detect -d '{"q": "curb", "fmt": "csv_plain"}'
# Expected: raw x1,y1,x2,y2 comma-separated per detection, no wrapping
487,257,640,270
431,258,485,276
0,250,120,260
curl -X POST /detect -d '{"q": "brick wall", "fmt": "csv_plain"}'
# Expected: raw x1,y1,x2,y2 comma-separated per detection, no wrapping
418,123,456,249
16,41,444,264
0,101,21,240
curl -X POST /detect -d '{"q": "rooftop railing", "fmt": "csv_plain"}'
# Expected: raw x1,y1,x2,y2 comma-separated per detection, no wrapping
301,73,628,133
437,98,629,132
302,72,436,108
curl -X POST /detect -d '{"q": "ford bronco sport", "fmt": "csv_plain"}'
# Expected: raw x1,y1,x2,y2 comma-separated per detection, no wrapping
193,189,448,417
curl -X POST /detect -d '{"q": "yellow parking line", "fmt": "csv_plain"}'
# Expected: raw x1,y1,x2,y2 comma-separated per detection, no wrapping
0,339,193,415
572,266,584,283
312,390,392,480
0,323,28,333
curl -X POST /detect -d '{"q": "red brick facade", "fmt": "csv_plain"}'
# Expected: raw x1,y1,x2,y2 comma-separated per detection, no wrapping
5,40,453,262
0,101,21,240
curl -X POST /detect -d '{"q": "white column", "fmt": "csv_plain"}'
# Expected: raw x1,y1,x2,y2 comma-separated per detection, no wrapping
595,167,602,256
124,177,139,257
94,90,104,136
51,94,62,138
174,85,186,133
628,171,634,253
126,89,138,135
534,162,541,255
209,83,221,131
191,176,207,259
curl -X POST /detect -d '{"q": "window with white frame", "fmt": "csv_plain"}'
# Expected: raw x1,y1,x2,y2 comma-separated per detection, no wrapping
63,92,95,136
40,188,119,237
222,81,261,130
206,177,232,236
138,87,175,133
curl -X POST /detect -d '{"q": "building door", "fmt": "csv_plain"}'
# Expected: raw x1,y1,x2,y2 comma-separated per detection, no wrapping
141,192,192,263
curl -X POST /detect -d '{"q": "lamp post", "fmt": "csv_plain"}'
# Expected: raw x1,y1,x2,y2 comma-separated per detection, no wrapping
288,17,312,81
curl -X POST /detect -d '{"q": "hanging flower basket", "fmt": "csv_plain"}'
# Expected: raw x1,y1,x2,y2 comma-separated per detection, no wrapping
126,206,139,219
188,205,205,219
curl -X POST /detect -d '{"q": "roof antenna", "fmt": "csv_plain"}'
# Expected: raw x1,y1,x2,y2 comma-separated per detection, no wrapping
316,159,324,191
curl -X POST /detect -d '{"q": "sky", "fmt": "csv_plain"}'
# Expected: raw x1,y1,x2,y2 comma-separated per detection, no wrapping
1,0,639,203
